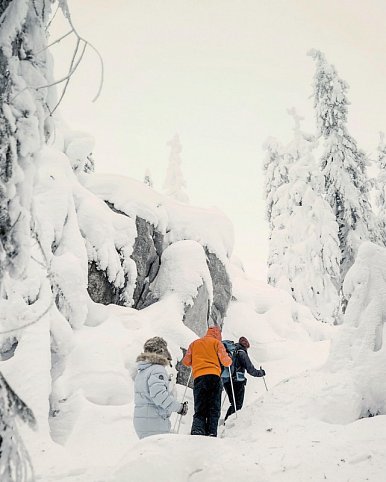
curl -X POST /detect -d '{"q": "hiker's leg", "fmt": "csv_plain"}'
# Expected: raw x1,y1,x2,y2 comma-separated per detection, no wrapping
199,376,212,435
236,381,247,410
224,382,235,421
234,381,246,412
207,376,222,436
191,376,207,435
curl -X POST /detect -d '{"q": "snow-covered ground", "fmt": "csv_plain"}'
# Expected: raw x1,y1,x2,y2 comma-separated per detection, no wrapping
9,254,384,482
1,139,385,481
1,89,384,480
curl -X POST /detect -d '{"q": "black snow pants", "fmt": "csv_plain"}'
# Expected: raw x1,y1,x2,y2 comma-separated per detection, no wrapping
191,374,222,437
224,379,246,421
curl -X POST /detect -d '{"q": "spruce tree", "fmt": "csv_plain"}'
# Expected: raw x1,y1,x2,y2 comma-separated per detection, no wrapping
0,0,54,284
0,1,53,477
264,136,288,290
309,50,379,295
263,137,287,228
267,109,340,323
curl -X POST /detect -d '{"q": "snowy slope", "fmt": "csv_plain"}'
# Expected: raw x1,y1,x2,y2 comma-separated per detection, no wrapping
1,131,385,482
21,243,386,482
14,242,345,482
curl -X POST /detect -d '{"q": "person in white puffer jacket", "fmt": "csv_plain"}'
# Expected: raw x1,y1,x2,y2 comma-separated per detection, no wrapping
133,337,188,439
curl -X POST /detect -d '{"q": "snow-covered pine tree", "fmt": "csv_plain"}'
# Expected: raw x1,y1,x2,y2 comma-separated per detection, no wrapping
267,109,340,323
375,132,386,245
263,136,288,291
1,0,47,284
163,134,189,203
263,136,286,228
144,168,153,188
309,50,379,296
0,1,54,478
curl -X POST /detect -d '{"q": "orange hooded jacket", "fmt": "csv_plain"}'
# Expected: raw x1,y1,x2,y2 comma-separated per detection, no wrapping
182,326,232,379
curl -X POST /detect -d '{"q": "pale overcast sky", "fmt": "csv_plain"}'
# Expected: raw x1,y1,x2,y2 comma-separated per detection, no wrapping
51,0,386,278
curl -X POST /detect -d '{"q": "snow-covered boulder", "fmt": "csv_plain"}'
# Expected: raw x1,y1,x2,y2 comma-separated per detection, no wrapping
83,174,234,324
74,185,137,307
149,240,213,335
206,249,232,325
183,284,211,336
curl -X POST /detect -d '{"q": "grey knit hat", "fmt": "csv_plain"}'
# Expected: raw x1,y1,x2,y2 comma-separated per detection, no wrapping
143,337,172,360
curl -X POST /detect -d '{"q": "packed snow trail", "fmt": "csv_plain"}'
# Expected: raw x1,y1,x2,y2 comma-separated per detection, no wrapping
34,330,331,481
37,335,386,482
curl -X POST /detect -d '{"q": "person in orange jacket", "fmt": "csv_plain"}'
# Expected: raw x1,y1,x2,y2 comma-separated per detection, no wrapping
182,326,232,436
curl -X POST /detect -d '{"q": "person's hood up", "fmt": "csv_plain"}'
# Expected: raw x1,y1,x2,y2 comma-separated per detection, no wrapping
238,336,250,349
136,351,169,369
205,326,222,341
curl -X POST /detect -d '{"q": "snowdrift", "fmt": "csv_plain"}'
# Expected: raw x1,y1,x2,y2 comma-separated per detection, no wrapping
0,130,337,480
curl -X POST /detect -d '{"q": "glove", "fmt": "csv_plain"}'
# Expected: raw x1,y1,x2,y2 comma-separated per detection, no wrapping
258,368,266,377
177,401,188,416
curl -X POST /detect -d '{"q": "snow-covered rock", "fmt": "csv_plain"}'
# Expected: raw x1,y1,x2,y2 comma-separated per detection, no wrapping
83,173,233,325
131,216,163,309
152,240,213,336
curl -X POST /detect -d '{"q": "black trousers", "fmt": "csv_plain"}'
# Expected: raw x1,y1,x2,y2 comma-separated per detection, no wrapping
191,374,222,437
224,379,246,421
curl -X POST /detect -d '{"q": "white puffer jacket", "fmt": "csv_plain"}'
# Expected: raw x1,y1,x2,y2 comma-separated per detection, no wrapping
133,352,181,439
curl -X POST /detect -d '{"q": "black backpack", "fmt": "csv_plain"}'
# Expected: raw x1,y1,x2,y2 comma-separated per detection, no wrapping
220,340,239,381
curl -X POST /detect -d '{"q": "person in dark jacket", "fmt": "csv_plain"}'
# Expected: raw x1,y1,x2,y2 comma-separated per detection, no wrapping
223,336,266,421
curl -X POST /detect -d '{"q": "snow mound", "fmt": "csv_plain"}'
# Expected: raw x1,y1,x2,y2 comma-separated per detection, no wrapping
241,241,386,431
113,435,267,482
150,240,213,307
323,242,386,421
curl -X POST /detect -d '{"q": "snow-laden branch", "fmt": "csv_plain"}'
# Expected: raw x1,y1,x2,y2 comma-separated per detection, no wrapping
10,0,104,110
0,228,56,335
0,297,54,335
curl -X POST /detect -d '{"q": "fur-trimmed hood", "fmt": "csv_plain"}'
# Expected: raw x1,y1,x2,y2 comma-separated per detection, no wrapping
136,351,169,367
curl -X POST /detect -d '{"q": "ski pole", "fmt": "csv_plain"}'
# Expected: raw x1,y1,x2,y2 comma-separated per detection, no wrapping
228,367,237,419
221,391,227,411
174,368,192,434
260,366,268,391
